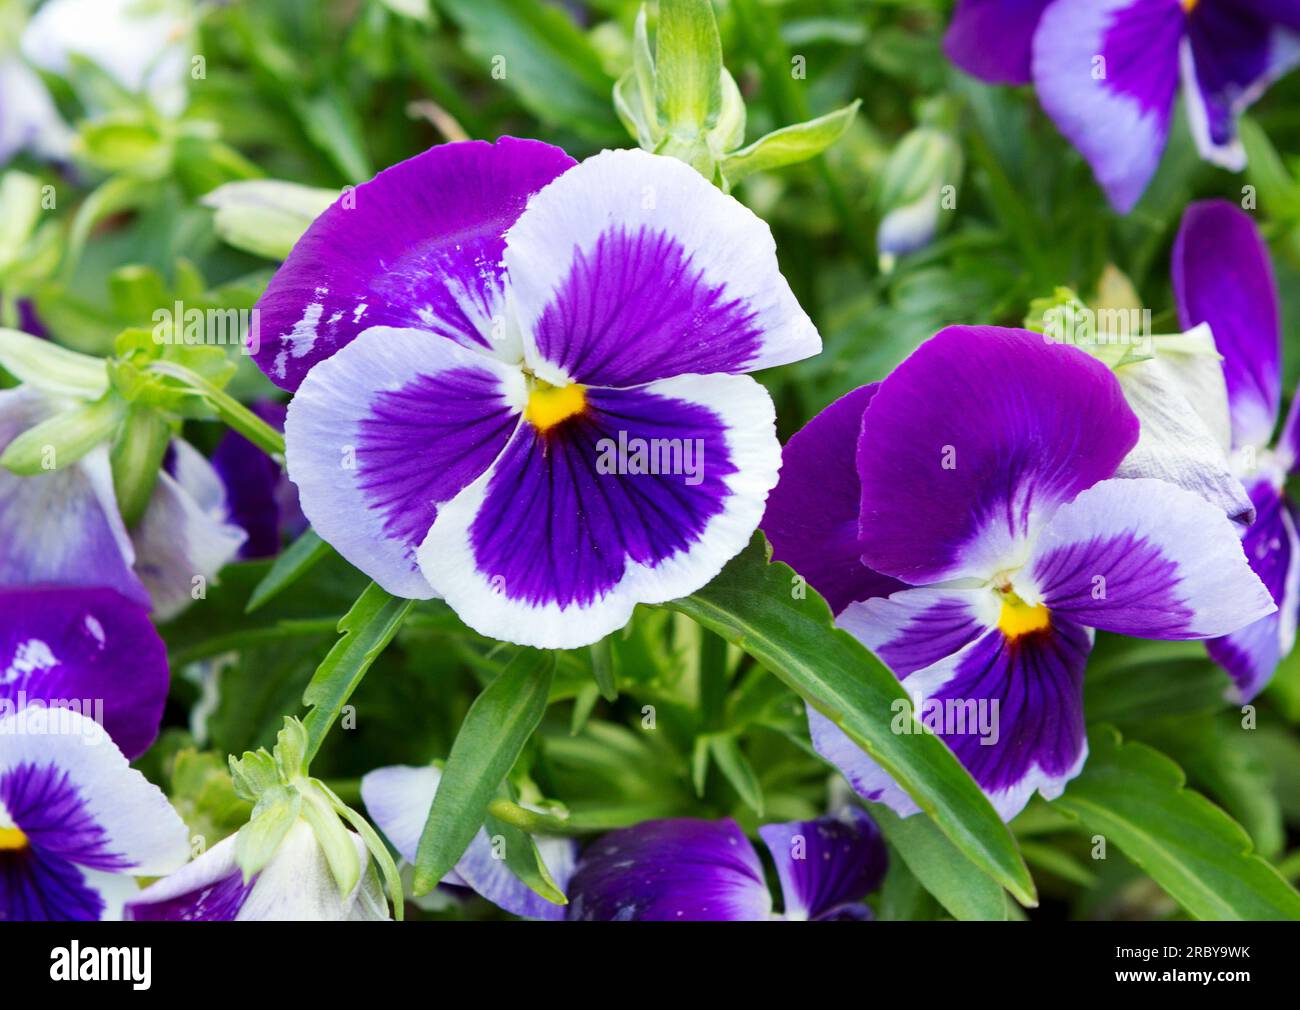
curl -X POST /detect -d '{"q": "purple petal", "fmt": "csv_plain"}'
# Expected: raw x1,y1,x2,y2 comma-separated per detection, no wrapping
814,622,1094,822
757,807,887,920
0,389,146,608
1032,0,1185,213
1173,200,1282,449
1205,478,1299,700
420,374,780,649
124,835,252,921
944,0,1053,84
284,328,524,600
856,326,1138,584
837,587,997,678
212,400,298,559
1278,390,1300,473
0,585,169,759
0,846,104,921
567,819,772,921
252,138,576,391
1184,2,1300,169
761,384,906,616
1025,477,1276,638
505,149,820,387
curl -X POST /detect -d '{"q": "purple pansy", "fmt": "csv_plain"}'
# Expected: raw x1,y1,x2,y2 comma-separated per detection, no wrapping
764,326,1274,820
253,139,820,648
125,820,389,921
1173,200,1300,701
360,763,577,921
0,586,186,921
945,0,1300,213
212,400,304,559
0,388,246,620
566,809,886,921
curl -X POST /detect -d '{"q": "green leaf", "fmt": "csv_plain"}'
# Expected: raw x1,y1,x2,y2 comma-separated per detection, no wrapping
321,780,406,921
483,806,567,907
654,0,723,136
665,535,1035,906
708,734,764,816
0,172,43,273
110,405,172,527
589,634,617,701
246,529,335,613
301,583,415,762
412,649,556,894
0,327,108,398
1052,725,1300,920
0,394,124,475
146,361,284,456
235,785,301,881
870,802,1008,921
720,100,860,185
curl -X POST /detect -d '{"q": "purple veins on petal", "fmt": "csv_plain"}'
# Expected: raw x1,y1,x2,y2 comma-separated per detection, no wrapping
758,807,887,921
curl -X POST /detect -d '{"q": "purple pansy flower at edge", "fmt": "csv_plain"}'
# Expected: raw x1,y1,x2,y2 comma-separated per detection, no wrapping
212,400,305,559
251,138,820,649
360,764,578,921
564,809,886,921
764,326,1274,821
0,585,187,921
1174,199,1300,701
944,0,1300,213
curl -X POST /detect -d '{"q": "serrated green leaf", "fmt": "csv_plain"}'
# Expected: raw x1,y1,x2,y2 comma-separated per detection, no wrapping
666,534,1035,906
412,649,555,893
1052,725,1300,920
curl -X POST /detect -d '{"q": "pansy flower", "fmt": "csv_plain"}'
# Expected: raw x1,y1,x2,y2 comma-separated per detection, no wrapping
565,809,886,921
361,763,578,921
944,0,1300,213
252,139,819,648
764,326,1274,820
212,400,304,559
0,585,188,920
1174,200,1300,701
0,385,247,619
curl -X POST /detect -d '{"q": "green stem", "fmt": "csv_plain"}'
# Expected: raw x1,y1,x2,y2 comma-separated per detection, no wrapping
147,360,286,458
486,798,600,837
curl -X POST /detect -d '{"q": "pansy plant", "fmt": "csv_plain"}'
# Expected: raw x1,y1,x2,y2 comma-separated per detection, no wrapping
252,139,820,649
764,325,1273,820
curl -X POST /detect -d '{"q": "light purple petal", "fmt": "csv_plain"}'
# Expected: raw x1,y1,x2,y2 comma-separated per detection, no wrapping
1032,0,1185,213
505,149,820,388
1173,199,1282,449
806,705,919,817
567,818,772,921
420,373,780,649
212,400,297,559
761,384,906,615
757,807,887,921
252,138,575,391
0,585,169,760
284,327,524,600
1024,477,1276,638
1205,477,1300,700
836,587,997,678
944,0,1053,84
0,389,146,607
856,326,1138,584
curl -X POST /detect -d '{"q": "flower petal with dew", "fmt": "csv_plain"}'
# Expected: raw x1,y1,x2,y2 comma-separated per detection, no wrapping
565,810,885,921
271,142,819,648
0,707,188,921
361,763,576,921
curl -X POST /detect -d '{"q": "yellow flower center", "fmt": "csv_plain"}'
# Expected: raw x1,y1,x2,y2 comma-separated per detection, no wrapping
1182,0,1198,12
996,593,1051,639
0,826,27,851
525,380,587,432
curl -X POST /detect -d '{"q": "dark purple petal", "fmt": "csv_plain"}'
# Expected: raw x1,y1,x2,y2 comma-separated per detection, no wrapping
0,586,169,759
944,0,1053,84
16,299,48,340
252,138,576,391
856,326,1138,584
0,847,103,921
757,807,887,921
567,819,772,921
0,760,127,871
1173,200,1282,449
762,384,905,615
838,587,996,678
212,400,296,559
1032,0,1185,213
1026,478,1275,638
125,868,252,921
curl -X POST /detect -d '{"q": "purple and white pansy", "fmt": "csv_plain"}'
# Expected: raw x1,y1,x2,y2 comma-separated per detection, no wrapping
0,386,246,620
565,808,886,921
253,138,819,649
0,585,188,921
764,326,1274,820
945,0,1300,213
361,763,577,921
1173,199,1300,701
